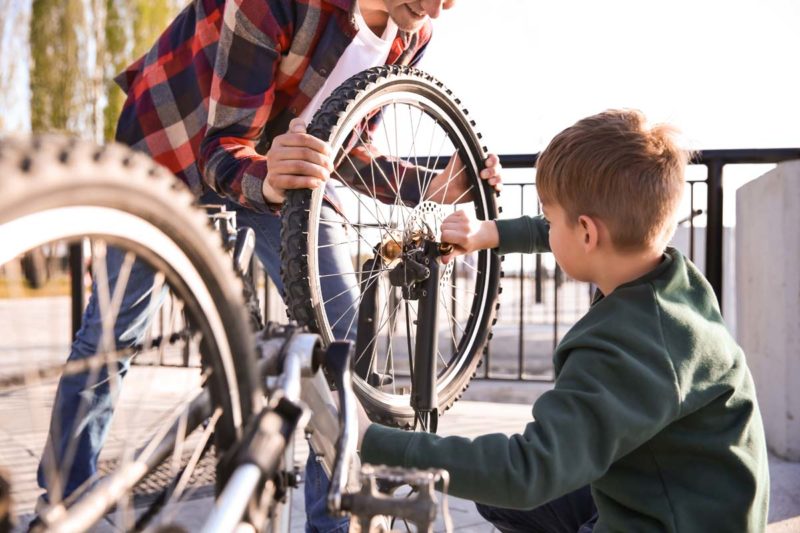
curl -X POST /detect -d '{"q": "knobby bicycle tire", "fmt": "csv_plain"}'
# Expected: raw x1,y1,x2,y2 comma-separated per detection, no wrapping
0,135,259,530
281,66,502,428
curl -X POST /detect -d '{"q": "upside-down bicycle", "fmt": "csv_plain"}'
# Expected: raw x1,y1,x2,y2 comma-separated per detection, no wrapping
0,65,500,531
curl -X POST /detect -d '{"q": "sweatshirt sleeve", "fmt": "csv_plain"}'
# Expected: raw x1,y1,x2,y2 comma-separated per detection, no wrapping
495,215,550,255
360,342,680,509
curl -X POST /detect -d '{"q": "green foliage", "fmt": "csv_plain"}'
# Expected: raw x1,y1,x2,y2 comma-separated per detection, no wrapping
133,0,182,58
104,0,132,140
30,0,185,140
30,0,88,134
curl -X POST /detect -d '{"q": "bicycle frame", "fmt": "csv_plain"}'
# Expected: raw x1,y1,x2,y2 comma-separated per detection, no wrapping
198,330,453,532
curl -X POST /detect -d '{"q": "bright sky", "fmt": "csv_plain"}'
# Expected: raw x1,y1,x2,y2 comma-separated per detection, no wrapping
420,0,800,226
422,0,800,154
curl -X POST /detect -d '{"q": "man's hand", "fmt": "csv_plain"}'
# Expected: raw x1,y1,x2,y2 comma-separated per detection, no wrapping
263,118,334,203
425,153,503,204
440,209,500,264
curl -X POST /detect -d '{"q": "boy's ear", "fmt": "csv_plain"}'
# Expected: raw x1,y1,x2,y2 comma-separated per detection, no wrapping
578,215,599,251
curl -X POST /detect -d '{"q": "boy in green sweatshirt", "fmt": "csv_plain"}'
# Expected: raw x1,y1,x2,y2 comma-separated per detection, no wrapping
356,109,769,532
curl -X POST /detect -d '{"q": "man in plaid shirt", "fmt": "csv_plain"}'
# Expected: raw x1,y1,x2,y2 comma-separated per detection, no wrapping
36,0,503,530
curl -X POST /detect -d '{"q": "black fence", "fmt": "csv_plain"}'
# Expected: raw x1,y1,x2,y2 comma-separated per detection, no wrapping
472,149,800,380
67,148,800,380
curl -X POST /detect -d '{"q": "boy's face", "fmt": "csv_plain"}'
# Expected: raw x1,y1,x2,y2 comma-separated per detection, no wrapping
378,0,455,32
542,202,591,282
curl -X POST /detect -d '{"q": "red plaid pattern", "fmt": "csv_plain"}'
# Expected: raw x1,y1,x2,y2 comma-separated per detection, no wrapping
114,0,432,212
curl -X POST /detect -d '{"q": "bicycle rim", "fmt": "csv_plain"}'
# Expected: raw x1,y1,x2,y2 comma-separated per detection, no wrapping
282,66,501,427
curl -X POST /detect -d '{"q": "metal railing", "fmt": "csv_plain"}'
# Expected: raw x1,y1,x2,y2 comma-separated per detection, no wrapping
67,148,800,380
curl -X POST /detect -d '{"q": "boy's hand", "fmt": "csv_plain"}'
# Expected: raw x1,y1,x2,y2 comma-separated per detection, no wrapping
425,153,503,204
440,209,500,264
263,118,334,203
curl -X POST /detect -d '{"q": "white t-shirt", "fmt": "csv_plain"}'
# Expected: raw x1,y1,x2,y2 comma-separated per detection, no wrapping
298,3,398,125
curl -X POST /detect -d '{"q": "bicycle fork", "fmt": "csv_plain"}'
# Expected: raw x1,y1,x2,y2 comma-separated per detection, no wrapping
355,238,447,432
410,240,441,433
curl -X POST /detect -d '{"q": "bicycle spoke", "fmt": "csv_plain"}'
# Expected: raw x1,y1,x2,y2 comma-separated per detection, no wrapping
318,267,390,280
320,261,390,310
332,161,391,228
424,166,470,205
439,296,461,363
409,105,426,201
53,240,126,503
0,348,135,391
440,288,471,326
318,218,381,230
455,255,481,275
328,266,386,333
445,181,475,206
333,262,388,340
317,239,363,249
158,408,222,524
320,207,387,261
353,290,405,370
420,127,452,201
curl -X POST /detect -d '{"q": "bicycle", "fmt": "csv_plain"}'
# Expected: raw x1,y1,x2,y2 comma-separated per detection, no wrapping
0,65,497,532
0,135,453,532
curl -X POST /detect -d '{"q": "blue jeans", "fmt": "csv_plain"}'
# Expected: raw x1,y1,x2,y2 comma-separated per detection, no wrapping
475,486,598,533
38,191,355,531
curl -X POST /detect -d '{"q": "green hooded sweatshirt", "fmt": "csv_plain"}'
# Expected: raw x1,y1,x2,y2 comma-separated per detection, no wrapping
361,215,769,532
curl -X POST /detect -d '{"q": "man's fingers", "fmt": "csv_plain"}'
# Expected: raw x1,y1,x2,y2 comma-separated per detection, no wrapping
274,132,332,156
270,160,331,180
270,174,326,190
440,244,467,264
480,165,500,180
269,147,333,170
289,118,306,133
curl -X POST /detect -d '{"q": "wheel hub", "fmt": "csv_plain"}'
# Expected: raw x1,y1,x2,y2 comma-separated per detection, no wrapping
402,201,454,287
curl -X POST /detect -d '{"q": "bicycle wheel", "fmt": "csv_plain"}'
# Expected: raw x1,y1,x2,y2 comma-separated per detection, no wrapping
282,66,501,428
0,135,259,531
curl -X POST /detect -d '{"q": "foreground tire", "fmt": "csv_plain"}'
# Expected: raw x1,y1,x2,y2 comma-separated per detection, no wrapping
0,135,259,530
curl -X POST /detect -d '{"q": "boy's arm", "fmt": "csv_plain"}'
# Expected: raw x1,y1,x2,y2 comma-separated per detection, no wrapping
360,344,680,509
440,213,550,263
495,215,550,255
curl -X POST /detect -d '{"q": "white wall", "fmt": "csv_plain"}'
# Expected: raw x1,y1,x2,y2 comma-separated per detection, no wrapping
736,160,800,460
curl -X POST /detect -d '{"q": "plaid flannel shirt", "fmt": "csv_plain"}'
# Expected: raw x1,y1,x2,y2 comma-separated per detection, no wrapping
115,0,433,213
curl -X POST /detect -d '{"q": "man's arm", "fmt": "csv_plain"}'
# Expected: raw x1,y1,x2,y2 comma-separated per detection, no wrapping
198,0,291,212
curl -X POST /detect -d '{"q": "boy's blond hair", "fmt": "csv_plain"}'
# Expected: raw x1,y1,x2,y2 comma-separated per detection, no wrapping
535,109,691,251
